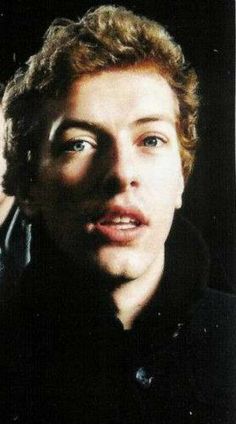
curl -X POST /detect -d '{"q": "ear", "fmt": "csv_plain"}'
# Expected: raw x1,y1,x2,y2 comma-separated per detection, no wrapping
175,172,184,210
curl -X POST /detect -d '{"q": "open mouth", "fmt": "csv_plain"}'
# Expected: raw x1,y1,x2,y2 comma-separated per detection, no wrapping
99,215,141,229
84,207,147,244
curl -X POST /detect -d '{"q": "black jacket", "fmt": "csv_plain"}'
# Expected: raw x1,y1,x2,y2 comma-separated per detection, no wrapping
0,215,235,424
0,204,31,294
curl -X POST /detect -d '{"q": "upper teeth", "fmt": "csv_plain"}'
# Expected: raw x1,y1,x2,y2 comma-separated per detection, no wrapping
112,216,135,224
102,216,137,224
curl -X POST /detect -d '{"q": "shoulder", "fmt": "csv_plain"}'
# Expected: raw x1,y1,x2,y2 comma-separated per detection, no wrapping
185,288,236,405
187,288,236,372
190,287,236,333
194,288,236,325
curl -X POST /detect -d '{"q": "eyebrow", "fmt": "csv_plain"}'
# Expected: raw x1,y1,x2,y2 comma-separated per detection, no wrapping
52,119,107,140
134,114,176,126
51,114,176,142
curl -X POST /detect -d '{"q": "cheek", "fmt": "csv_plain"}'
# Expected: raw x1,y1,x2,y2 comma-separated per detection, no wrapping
38,158,90,196
56,156,96,188
60,160,84,182
145,156,182,201
36,166,92,219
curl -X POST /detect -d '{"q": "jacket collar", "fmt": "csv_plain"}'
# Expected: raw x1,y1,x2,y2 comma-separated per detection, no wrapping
26,212,209,343
129,212,209,347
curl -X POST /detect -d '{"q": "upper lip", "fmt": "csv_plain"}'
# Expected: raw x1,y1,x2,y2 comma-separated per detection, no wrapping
84,205,148,226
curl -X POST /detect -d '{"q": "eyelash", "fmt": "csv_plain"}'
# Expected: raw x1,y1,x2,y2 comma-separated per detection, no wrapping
142,135,166,148
58,134,166,155
61,139,96,153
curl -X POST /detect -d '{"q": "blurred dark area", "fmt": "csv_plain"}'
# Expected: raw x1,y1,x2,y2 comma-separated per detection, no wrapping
0,0,235,292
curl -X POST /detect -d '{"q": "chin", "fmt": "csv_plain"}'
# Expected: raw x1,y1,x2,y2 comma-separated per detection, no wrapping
88,247,151,282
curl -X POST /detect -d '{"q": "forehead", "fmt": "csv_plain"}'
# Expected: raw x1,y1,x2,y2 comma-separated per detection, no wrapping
61,68,179,127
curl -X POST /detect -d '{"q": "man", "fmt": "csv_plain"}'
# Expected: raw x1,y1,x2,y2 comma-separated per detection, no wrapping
1,5,235,423
0,84,31,293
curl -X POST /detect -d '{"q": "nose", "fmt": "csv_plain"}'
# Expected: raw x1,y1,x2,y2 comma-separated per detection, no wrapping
101,138,139,197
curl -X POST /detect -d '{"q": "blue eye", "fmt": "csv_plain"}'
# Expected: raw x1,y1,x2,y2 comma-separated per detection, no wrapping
63,140,94,153
143,136,164,148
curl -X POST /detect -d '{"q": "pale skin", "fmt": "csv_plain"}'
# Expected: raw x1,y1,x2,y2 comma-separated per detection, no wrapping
29,68,184,329
0,105,14,226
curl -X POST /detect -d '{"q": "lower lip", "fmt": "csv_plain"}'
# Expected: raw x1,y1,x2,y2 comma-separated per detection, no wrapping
85,222,146,244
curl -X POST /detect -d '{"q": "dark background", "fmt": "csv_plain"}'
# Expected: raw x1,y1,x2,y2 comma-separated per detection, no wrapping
0,0,235,292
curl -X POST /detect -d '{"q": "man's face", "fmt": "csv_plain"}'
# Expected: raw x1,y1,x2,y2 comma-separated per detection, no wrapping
33,69,184,281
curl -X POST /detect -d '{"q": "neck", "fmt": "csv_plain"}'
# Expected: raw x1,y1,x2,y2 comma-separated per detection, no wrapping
0,195,14,226
112,249,165,329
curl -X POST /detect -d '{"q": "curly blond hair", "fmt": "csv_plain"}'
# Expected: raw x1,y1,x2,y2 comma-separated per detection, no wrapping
3,5,199,198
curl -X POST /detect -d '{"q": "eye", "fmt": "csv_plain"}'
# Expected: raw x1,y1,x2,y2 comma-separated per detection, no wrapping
62,139,96,153
142,136,166,148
